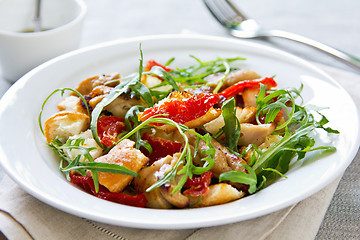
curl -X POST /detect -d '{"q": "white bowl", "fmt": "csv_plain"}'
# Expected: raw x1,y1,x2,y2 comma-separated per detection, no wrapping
0,35,358,229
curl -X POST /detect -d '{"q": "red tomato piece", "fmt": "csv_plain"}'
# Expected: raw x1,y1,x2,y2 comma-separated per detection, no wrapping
183,171,214,197
219,77,277,99
141,133,182,164
97,115,126,147
145,59,172,72
70,173,147,208
140,92,220,124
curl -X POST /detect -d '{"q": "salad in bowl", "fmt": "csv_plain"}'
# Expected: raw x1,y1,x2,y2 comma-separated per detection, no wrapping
39,50,338,209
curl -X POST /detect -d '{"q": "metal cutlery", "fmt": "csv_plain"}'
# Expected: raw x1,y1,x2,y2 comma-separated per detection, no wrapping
203,0,360,71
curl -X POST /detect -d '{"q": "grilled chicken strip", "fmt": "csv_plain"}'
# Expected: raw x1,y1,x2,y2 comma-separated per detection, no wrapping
238,123,276,146
195,138,248,178
73,73,120,96
92,139,148,193
189,183,245,207
205,69,261,91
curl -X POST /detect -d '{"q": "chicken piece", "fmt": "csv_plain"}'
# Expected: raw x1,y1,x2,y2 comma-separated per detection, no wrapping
57,96,87,114
134,155,173,209
89,84,113,96
94,139,148,192
189,183,245,207
134,153,189,209
141,75,172,92
81,84,143,118
185,85,213,95
73,73,120,96
205,115,276,147
72,81,142,118
242,87,259,107
205,70,260,90
237,107,257,123
242,79,276,107
195,138,247,178
159,107,221,133
159,174,189,209
105,95,144,118
204,107,256,135
66,129,103,161
241,134,283,164
44,111,90,143
185,108,221,129
88,95,106,109
87,85,113,109
259,135,283,151
238,123,276,146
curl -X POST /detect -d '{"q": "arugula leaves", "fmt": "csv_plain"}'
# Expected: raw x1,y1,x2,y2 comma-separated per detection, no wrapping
90,74,140,149
169,56,245,87
124,105,152,152
219,84,338,191
113,115,216,194
221,98,241,152
48,137,139,192
38,88,90,135
219,164,257,194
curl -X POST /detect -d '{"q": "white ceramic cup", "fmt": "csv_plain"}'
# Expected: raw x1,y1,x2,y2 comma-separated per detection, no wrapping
0,0,86,82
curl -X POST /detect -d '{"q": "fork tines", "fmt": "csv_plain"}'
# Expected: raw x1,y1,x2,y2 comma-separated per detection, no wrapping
203,0,247,27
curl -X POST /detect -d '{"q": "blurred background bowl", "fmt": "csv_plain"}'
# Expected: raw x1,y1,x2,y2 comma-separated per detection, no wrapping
0,0,86,82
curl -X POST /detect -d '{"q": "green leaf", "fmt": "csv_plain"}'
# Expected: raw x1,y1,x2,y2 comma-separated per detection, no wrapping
219,164,257,194
169,56,246,88
221,98,241,152
252,124,316,172
212,60,230,94
61,162,140,178
124,105,152,152
256,86,296,130
129,81,153,107
39,88,90,135
90,74,138,149
145,66,180,92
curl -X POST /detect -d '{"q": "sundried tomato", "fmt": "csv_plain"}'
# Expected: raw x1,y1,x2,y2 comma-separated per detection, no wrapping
140,93,220,124
145,59,172,72
70,173,147,208
97,115,126,147
219,77,277,99
183,171,213,197
141,133,182,164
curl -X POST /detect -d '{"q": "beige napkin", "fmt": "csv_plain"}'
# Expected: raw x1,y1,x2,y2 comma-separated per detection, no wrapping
1,64,359,240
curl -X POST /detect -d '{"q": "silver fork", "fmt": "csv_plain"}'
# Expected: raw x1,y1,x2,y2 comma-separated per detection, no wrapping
204,0,360,72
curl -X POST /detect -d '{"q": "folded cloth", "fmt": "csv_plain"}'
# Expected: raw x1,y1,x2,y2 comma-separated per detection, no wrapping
0,63,358,240
0,174,342,240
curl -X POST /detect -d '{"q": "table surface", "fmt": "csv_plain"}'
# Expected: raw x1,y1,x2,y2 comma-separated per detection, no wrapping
0,0,359,239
